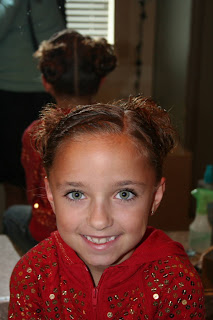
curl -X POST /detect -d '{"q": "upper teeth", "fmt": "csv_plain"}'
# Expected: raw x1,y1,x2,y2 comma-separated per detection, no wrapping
84,235,116,244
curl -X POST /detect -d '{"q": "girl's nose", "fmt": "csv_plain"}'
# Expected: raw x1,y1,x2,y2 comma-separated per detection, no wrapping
87,201,113,231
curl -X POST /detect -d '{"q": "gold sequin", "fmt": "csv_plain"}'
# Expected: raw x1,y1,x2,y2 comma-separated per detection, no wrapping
49,294,55,300
153,293,159,300
107,311,113,318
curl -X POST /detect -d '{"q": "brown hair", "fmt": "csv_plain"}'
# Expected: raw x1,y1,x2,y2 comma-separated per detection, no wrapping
34,29,117,96
35,95,177,181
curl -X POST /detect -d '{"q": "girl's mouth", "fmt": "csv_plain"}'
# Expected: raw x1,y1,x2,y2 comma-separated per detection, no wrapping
83,235,117,244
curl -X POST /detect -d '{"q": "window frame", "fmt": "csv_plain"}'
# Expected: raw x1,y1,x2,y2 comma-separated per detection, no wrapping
65,0,115,43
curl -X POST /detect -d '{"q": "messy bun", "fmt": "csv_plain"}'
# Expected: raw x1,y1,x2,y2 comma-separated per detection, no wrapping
35,95,176,181
123,95,176,179
34,29,117,96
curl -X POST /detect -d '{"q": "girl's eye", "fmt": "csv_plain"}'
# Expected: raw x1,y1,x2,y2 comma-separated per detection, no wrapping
67,191,85,201
116,190,135,201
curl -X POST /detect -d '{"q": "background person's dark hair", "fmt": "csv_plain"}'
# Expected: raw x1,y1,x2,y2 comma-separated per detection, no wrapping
34,29,117,96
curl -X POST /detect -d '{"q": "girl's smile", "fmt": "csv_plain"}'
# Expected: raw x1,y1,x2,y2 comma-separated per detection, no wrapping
82,235,119,245
81,234,120,252
45,133,165,284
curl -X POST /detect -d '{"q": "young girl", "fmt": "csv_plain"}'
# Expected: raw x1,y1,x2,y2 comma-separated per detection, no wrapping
8,96,205,319
3,29,117,252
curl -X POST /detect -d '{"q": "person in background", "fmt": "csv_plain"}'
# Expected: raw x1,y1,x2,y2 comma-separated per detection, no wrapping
8,96,205,319
3,28,117,253
0,0,66,208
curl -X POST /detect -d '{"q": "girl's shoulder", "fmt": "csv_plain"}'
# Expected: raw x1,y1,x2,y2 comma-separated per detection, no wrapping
8,233,62,318
138,254,205,318
11,233,58,279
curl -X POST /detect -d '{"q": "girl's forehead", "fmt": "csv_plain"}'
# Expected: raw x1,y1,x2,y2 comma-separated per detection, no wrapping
55,132,148,160
50,132,156,187
61,132,143,148
53,132,150,169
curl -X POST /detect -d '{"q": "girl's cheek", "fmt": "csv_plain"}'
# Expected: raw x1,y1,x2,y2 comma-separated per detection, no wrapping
57,217,73,232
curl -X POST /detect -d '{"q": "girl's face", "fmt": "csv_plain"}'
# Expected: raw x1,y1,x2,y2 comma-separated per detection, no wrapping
46,134,165,275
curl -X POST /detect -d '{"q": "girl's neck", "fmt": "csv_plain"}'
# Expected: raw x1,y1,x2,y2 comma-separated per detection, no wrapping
55,94,93,109
87,264,108,287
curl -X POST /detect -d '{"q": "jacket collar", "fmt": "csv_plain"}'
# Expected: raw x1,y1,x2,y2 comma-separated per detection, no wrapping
53,226,187,269
53,228,188,288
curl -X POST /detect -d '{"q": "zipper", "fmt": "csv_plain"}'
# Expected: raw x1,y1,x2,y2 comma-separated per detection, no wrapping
92,287,99,319
91,270,111,317
92,287,98,309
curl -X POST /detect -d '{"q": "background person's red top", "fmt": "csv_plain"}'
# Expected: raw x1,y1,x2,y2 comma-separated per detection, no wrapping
22,120,57,242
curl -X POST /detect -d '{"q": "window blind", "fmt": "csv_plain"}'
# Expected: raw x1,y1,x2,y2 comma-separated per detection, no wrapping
65,0,114,43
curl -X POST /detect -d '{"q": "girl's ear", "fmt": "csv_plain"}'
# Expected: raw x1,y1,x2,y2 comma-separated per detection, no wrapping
151,177,166,216
44,177,55,213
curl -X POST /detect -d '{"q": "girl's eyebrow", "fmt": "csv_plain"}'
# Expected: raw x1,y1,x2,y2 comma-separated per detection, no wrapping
57,180,146,190
57,181,86,189
113,180,146,187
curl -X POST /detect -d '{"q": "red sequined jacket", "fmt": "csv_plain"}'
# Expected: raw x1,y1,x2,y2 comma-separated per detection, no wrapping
21,120,57,242
9,227,205,319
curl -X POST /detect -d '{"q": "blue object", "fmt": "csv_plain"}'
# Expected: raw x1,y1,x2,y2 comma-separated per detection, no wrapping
204,165,213,184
